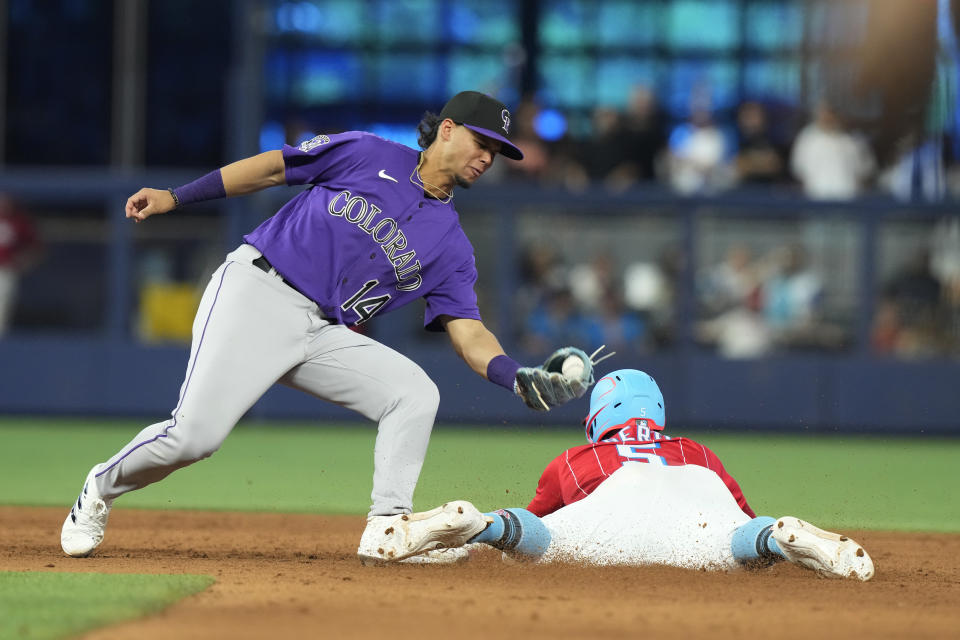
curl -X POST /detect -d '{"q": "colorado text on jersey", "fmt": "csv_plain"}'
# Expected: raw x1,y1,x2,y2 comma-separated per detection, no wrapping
327,190,422,292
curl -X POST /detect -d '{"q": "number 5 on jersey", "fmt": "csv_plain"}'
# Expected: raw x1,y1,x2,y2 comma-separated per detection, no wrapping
616,443,668,466
341,279,391,324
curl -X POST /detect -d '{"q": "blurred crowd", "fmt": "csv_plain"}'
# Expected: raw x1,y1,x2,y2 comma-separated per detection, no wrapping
515,229,960,360
516,230,960,359
495,85,960,359
515,239,843,359
695,243,841,359
871,219,960,359
493,85,949,202
516,243,681,356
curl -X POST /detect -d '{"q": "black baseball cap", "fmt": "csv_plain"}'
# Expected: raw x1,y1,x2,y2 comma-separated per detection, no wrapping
439,91,524,160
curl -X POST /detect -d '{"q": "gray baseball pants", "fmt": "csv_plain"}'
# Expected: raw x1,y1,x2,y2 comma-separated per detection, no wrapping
93,244,439,516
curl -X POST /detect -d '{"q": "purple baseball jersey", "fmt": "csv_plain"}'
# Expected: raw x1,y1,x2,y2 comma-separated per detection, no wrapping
243,132,482,329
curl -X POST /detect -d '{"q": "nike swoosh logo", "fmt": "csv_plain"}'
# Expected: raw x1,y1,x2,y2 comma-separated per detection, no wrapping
378,169,398,183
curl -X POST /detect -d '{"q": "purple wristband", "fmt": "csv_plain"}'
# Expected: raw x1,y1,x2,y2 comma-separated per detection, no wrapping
487,355,521,393
172,169,226,207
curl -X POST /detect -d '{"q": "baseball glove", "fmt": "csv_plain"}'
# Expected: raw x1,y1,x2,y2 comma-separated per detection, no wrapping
515,346,602,411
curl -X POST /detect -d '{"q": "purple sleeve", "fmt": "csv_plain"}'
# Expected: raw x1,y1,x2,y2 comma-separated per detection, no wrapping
423,256,481,331
282,131,367,186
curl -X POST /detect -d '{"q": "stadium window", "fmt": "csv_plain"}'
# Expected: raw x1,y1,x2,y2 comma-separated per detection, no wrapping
665,61,739,117
373,0,442,45
536,0,749,129
538,55,595,110
446,1,520,46
664,0,740,52
745,2,805,52
540,0,661,49
538,0,592,49
272,0,364,42
373,54,444,103
596,1,661,47
448,53,518,102
595,58,661,109
292,51,365,104
261,0,522,138
744,60,802,103
258,0,877,148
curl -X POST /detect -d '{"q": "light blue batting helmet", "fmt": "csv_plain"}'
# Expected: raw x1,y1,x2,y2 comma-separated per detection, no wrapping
584,369,665,442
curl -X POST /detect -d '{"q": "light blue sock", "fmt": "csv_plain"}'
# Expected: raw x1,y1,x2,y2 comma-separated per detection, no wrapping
767,532,782,556
468,509,551,558
731,516,783,563
470,512,505,544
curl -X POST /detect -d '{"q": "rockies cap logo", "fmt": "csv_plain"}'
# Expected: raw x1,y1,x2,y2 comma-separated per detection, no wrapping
438,91,524,160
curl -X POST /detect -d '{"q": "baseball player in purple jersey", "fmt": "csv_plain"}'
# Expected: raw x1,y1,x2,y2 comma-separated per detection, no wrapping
60,91,598,563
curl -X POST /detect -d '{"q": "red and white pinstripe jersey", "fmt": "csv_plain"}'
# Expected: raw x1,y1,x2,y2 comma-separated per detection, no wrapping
526,420,755,518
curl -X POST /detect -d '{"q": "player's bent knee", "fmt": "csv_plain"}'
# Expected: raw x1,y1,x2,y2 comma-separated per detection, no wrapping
418,377,441,412
162,424,226,465
177,442,221,463
393,374,440,416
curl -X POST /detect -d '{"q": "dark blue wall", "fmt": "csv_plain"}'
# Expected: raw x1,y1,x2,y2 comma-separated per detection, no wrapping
1,338,956,433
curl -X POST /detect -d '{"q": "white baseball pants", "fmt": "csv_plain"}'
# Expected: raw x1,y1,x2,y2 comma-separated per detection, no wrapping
93,244,439,516
539,463,752,570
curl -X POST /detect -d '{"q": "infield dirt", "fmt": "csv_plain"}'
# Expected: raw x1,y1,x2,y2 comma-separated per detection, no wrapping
2,506,958,639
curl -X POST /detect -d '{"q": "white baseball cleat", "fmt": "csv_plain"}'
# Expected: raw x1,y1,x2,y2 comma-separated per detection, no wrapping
357,500,491,563
771,516,874,581
61,466,113,558
398,545,476,565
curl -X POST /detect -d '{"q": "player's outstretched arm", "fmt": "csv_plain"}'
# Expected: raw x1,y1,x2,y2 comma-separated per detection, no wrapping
442,317,508,378
125,150,286,223
442,317,600,411
221,149,286,196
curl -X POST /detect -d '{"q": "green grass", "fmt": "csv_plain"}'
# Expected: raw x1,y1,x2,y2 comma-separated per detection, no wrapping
3,418,953,640
1,417,958,532
0,571,213,639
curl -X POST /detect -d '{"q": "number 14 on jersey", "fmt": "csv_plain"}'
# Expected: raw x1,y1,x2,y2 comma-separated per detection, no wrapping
341,279,391,324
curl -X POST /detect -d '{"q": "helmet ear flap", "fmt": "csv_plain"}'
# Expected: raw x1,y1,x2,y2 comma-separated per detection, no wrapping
585,369,665,442
583,402,609,443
